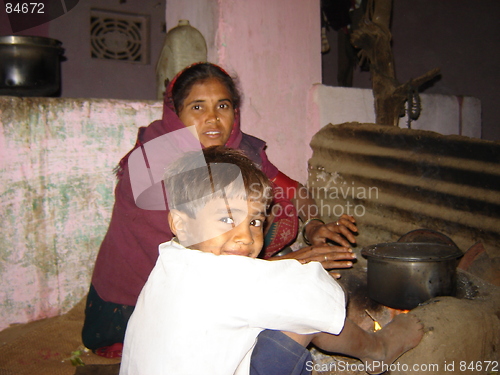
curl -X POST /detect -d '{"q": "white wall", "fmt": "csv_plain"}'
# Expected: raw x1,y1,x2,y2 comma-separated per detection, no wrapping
310,84,481,138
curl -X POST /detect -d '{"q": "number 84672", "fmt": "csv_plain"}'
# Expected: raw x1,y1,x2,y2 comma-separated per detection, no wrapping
6,3,45,14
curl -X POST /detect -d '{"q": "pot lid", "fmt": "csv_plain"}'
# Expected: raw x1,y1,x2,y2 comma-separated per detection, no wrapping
397,228,457,247
0,35,62,48
361,242,463,262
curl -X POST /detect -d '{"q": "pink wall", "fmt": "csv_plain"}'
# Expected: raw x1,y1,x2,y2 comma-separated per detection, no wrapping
0,97,162,331
167,0,322,182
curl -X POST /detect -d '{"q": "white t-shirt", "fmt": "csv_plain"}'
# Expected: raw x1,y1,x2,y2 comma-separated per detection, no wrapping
120,241,346,375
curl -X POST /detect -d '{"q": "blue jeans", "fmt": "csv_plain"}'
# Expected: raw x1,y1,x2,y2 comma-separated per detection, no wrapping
250,330,312,375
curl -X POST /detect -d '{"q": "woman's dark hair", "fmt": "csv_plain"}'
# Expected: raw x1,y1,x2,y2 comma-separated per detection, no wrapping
171,63,242,114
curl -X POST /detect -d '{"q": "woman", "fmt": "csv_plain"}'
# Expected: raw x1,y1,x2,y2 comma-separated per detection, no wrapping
82,63,357,357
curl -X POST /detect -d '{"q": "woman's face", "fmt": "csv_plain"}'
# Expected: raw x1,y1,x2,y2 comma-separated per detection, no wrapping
178,78,235,147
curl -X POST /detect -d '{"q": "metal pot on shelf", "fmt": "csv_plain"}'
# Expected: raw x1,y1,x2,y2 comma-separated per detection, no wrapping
0,35,64,97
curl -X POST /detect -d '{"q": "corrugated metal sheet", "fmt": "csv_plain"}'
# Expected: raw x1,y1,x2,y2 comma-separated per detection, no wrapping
308,123,500,257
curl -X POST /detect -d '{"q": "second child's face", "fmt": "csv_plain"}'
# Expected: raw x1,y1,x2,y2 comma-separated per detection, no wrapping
183,197,266,258
178,78,235,147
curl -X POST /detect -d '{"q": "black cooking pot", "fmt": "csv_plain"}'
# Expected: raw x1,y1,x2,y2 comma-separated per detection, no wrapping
361,242,463,310
0,35,64,97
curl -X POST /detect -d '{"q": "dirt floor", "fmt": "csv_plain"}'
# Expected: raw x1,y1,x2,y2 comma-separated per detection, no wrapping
0,298,120,375
2,270,498,375
1,236,498,375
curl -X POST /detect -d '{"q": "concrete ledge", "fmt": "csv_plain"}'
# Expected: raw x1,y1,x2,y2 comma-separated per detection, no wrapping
310,84,481,138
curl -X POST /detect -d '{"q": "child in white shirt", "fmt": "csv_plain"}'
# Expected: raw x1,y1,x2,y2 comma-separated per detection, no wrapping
120,146,423,375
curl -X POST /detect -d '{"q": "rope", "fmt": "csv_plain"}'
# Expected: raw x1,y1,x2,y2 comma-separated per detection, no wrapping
406,85,421,128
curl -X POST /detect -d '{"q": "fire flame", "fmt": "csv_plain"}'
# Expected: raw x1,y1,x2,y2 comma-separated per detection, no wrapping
364,309,382,331
389,308,410,319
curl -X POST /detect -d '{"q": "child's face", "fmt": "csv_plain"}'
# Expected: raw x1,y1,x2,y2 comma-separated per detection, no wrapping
179,197,266,258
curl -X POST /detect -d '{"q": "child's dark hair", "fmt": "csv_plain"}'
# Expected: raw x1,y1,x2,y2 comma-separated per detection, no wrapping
164,146,272,218
171,63,242,113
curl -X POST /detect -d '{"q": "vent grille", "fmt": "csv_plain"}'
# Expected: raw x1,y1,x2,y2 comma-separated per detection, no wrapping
90,9,149,64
